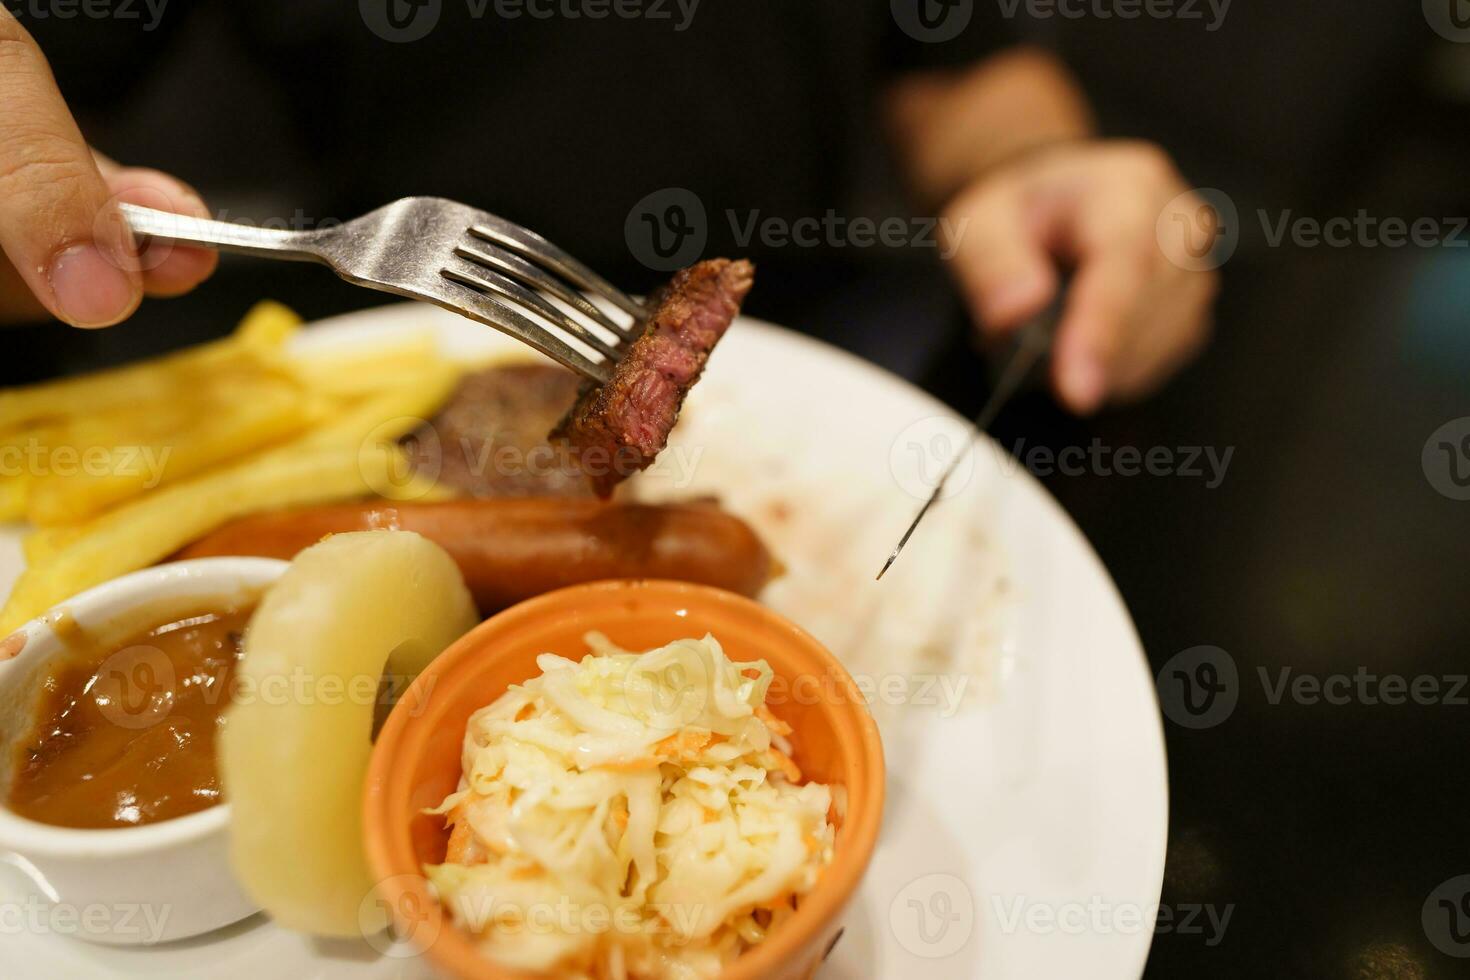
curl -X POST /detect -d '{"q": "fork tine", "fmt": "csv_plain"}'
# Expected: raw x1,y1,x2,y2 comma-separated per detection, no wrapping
469,219,646,322
455,241,639,341
442,263,625,363
435,279,611,384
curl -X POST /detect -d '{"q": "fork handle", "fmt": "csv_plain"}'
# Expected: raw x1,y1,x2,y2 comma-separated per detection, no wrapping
120,203,327,263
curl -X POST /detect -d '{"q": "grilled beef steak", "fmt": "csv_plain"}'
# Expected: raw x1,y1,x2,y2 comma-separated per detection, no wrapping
553,258,754,496
403,363,592,497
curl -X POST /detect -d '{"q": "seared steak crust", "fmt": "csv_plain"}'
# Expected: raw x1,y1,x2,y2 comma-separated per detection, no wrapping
553,258,754,496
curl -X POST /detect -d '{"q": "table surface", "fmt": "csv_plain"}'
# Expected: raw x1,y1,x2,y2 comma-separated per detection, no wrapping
4,239,1467,980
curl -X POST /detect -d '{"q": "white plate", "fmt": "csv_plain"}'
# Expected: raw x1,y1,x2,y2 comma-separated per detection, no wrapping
0,304,1167,979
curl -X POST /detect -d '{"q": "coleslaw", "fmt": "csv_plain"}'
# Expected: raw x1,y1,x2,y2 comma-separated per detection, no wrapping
425,632,836,979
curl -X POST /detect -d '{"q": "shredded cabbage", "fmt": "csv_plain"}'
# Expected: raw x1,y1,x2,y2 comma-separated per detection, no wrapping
425,632,836,979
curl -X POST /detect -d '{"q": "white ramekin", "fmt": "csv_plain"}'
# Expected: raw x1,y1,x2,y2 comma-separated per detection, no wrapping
0,558,289,946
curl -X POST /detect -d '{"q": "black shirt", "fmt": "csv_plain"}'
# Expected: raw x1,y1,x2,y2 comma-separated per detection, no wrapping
28,0,1016,287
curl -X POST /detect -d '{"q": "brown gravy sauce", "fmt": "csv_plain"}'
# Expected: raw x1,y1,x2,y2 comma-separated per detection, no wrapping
6,604,254,829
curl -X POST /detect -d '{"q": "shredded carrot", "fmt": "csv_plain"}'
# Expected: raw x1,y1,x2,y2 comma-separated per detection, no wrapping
756,892,794,912
596,731,711,775
596,756,661,773
444,805,486,866
768,748,802,783
756,704,792,737
653,729,712,762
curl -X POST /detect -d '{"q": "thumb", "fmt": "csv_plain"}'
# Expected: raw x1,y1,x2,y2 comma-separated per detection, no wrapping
0,10,142,328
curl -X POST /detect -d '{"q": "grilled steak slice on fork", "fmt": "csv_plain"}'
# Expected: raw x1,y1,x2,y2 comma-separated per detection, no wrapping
553,259,754,497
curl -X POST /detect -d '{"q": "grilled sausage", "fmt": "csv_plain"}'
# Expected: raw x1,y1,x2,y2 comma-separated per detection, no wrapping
177,499,774,613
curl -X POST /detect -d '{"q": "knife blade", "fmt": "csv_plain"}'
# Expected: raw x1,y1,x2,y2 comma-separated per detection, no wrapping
877,316,1053,580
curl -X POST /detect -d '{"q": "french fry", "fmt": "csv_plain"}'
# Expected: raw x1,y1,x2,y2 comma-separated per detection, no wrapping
283,363,458,455
0,476,29,524
21,403,452,563
1,421,59,460
45,394,216,452
0,352,218,431
25,381,317,527
22,526,80,566
232,300,303,357
0,448,438,636
1,424,57,523
0,301,300,431
0,366,460,635
287,329,440,397
4,402,205,524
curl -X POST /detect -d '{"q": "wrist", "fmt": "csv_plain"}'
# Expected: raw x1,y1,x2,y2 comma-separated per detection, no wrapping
887,47,1096,207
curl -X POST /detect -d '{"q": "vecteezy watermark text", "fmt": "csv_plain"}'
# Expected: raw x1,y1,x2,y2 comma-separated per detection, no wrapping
1157,645,1470,730
0,897,172,943
1258,210,1470,250
483,0,700,29
0,437,171,487
991,895,1234,946
90,642,443,732
618,661,972,730
359,0,700,43
1158,189,1470,271
359,877,708,958
3,0,168,30
886,873,1231,960
382,418,707,500
994,0,1231,32
624,187,968,272
727,210,967,259
449,894,705,940
1259,667,1469,708
887,416,1236,502
997,438,1234,489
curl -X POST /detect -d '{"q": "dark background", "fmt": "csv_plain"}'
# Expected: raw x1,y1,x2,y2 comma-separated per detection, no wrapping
5,2,1470,977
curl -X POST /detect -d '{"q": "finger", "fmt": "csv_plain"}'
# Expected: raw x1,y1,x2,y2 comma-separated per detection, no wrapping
1110,269,1218,400
0,10,141,327
1051,248,1151,413
1047,161,1164,412
943,180,1058,335
98,165,218,297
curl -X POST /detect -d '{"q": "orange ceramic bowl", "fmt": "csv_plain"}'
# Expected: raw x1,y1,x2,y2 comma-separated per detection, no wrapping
364,579,884,980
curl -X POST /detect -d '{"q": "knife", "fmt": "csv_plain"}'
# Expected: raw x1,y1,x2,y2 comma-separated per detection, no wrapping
876,312,1055,581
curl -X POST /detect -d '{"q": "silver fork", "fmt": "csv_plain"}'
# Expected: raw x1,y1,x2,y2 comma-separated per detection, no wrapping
120,198,648,384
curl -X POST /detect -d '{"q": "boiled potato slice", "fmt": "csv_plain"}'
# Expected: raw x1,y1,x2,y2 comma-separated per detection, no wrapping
221,531,478,936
